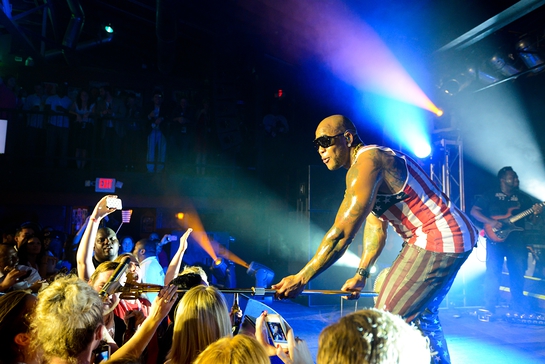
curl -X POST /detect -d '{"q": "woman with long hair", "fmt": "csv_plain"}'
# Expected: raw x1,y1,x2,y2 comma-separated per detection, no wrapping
17,235,49,278
166,285,231,364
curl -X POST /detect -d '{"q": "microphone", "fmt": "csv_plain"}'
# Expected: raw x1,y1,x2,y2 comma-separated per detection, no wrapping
99,257,131,298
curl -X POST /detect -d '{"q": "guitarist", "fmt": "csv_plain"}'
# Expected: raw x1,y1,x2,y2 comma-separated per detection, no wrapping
470,166,543,315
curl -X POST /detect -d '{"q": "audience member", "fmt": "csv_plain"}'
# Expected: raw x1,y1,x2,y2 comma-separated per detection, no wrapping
146,90,169,173
164,228,192,285
44,83,72,168
153,232,170,272
30,275,104,364
165,285,232,364
123,93,144,171
0,291,39,364
120,236,135,255
0,76,18,119
254,311,313,364
70,89,95,169
169,97,194,172
157,268,204,364
30,274,177,364
23,83,47,162
88,261,124,345
13,225,35,248
317,308,431,364
16,235,55,278
77,195,119,281
193,334,270,364
133,238,164,301
0,244,43,293
113,253,150,325
95,85,127,169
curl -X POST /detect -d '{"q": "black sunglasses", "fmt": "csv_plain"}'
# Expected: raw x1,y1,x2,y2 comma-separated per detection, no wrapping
313,132,345,149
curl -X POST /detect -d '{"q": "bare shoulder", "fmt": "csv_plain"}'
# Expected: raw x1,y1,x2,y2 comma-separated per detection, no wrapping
352,148,406,193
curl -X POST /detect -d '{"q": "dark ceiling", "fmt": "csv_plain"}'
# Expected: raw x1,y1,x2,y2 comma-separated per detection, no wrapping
2,0,545,80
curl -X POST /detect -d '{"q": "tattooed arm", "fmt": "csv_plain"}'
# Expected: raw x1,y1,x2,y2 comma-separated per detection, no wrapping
273,149,386,299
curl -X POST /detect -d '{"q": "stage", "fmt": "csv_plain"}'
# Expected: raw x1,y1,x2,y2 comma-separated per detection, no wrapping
240,296,545,363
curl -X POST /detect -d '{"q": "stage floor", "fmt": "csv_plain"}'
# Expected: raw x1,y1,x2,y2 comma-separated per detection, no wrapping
258,298,545,363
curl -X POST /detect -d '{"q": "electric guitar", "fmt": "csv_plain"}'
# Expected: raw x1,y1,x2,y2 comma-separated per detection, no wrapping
483,202,545,242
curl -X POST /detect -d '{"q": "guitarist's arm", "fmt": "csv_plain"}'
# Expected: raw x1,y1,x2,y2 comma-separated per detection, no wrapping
470,205,502,230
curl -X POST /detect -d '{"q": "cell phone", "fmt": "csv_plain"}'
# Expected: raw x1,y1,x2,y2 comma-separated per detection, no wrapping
168,234,178,241
106,197,122,210
265,314,288,349
94,344,110,363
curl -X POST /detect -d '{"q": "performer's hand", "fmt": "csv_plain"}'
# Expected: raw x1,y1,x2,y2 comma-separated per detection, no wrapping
489,219,502,230
341,275,366,300
533,203,543,216
272,275,305,300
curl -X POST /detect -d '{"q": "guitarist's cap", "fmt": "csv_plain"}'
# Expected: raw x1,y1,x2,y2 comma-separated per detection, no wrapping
497,166,514,179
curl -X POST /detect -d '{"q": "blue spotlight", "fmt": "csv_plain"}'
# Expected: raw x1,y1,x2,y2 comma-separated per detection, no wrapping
247,261,275,288
104,24,114,34
413,143,432,159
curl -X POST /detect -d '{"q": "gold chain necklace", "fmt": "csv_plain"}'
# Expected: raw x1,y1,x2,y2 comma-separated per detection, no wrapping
352,143,363,165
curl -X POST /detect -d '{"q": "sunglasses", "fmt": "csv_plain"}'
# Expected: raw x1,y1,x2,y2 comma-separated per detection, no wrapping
313,132,345,149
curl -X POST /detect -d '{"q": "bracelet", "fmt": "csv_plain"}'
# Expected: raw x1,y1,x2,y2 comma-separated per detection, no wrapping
356,267,370,278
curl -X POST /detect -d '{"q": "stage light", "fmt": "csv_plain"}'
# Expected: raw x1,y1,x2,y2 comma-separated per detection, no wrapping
104,24,114,34
176,212,185,220
247,261,275,288
435,109,444,117
212,258,228,280
442,79,462,96
516,38,545,73
488,53,522,77
414,143,432,159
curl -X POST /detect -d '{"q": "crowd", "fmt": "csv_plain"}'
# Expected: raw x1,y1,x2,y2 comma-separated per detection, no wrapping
0,195,433,364
0,75,214,173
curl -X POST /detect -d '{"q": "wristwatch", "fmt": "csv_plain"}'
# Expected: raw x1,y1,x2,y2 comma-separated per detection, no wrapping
356,267,370,278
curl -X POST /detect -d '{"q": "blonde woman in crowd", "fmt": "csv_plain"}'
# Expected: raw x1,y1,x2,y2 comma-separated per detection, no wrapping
165,285,232,364
317,308,431,364
30,274,177,364
193,334,270,364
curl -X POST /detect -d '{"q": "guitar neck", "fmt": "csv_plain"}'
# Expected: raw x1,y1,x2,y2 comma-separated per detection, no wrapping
509,201,545,223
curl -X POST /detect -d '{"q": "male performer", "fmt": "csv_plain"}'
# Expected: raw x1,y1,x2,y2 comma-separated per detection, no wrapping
470,166,542,314
273,115,478,364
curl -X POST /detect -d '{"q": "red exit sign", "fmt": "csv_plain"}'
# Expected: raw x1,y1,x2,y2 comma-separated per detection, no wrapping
95,178,116,192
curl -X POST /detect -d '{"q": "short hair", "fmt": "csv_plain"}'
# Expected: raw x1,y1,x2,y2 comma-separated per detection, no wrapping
31,275,103,363
337,115,362,145
0,291,35,364
135,238,157,257
167,285,232,364
317,308,430,364
180,265,209,285
193,334,269,364
89,261,120,285
497,166,514,180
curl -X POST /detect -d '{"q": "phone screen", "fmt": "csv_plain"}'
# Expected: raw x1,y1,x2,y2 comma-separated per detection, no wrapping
266,321,288,346
94,345,110,363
